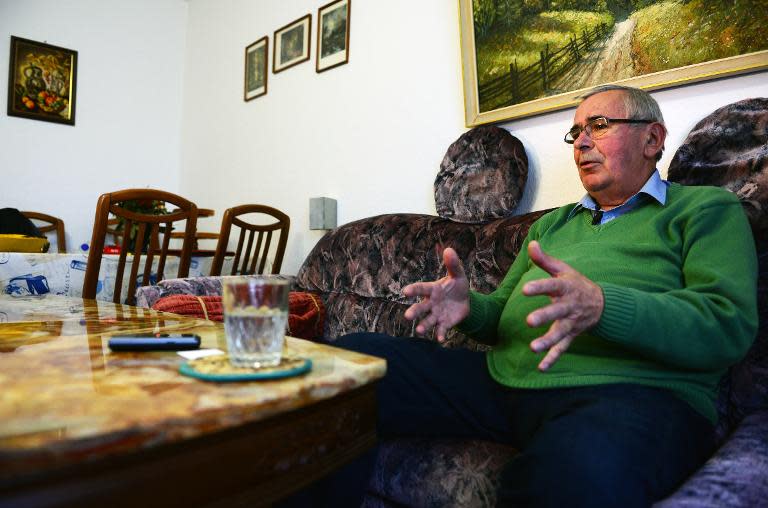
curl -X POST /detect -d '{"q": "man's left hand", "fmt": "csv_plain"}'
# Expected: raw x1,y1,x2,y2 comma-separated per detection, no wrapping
523,240,604,371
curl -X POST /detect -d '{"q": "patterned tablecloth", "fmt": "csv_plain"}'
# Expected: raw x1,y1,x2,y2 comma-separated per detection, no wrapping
0,252,233,302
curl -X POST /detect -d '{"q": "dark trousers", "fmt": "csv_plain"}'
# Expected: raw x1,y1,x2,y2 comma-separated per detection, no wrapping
291,332,715,508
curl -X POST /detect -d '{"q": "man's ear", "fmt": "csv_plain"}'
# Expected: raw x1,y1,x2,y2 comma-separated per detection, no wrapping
644,122,667,160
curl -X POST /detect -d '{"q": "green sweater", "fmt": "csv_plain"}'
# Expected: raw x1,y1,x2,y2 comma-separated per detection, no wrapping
460,184,758,423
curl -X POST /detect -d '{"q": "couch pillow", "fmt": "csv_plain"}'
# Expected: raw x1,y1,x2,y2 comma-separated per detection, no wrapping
435,125,528,223
667,97,768,231
151,292,325,341
668,97,768,439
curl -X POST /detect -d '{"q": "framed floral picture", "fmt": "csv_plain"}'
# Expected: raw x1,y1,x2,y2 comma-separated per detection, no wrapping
273,14,311,73
244,36,268,101
7,36,78,126
458,0,768,126
316,0,351,73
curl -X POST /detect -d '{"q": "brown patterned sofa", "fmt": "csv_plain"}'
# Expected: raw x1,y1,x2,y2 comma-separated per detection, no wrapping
137,102,768,507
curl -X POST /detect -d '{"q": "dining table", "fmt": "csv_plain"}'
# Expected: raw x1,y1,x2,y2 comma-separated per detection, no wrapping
0,294,386,507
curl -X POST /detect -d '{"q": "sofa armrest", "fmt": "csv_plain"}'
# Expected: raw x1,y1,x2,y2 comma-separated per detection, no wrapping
654,409,768,507
135,275,228,308
135,274,294,308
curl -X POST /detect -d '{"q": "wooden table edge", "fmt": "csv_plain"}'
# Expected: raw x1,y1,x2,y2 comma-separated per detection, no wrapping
0,383,378,508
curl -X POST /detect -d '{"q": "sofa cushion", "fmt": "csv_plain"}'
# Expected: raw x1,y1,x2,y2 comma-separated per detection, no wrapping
148,291,325,340
653,410,768,508
667,98,768,440
134,274,293,308
668,97,768,231
435,126,528,223
369,438,516,508
152,294,224,320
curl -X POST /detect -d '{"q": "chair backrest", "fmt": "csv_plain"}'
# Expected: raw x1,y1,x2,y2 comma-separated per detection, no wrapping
83,189,198,305
21,211,67,253
210,204,290,276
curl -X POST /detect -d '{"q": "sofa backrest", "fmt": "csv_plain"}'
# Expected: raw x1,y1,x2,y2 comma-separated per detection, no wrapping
294,209,549,349
668,97,768,439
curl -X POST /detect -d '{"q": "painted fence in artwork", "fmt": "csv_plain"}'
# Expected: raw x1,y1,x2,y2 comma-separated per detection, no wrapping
478,23,611,111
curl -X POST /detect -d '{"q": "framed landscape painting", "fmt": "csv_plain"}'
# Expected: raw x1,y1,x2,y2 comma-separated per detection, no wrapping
244,36,268,101
459,0,768,126
7,36,78,125
273,14,311,73
316,0,351,73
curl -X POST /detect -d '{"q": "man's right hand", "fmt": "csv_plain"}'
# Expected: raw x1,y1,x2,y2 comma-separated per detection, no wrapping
403,247,470,342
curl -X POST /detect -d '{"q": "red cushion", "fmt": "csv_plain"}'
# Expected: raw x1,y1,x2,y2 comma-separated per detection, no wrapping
151,292,325,341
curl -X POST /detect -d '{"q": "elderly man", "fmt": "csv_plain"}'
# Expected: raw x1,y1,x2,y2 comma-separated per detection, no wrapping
314,85,758,507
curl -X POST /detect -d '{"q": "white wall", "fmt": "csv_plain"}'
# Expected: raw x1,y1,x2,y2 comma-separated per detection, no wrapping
2,0,766,273
0,0,188,252
180,0,467,273
181,0,768,274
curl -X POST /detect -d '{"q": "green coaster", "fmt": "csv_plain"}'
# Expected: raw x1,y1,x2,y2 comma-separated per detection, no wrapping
179,354,312,382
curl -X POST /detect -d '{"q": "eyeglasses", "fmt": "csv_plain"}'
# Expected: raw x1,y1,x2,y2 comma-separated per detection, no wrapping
564,116,654,144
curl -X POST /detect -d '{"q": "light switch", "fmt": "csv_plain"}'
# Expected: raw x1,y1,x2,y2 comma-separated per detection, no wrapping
309,197,337,230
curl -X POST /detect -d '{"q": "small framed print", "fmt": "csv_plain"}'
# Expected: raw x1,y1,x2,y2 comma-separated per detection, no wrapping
316,0,350,73
273,14,312,73
7,36,78,125
244,36,268,101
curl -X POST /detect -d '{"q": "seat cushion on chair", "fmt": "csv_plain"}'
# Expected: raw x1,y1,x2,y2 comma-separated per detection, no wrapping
435,126,528,223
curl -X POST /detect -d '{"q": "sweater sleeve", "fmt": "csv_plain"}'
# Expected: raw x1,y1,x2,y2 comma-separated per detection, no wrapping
594,195,758,370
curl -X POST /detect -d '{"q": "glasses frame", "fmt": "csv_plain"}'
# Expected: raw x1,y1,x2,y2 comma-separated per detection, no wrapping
564,117,654,144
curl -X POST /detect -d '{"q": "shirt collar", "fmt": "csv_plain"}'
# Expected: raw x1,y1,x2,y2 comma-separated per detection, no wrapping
568,169,668,220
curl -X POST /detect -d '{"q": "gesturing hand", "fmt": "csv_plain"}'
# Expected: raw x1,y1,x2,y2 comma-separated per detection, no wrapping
403,247,470,342
523,240,604,371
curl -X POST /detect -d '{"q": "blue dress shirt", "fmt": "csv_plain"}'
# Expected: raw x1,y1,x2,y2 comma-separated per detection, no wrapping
567,170,669,225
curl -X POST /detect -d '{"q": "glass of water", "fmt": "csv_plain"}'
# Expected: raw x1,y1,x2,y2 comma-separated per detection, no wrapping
222,277,290,368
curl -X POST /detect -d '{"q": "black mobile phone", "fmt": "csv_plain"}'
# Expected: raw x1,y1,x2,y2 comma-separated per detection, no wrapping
108,333,201,351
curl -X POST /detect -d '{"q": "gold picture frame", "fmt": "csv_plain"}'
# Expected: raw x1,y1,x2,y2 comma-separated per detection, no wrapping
273,14,312,74
7,36,78,126
244,36,268,101
459,0,768,127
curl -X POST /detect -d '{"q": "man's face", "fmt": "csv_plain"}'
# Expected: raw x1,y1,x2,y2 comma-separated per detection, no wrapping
571,90,651,206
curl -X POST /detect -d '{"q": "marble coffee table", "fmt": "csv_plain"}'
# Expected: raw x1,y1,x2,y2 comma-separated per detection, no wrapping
0,294,386,507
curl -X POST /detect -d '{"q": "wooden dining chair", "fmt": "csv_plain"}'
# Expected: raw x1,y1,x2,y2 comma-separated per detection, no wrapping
21,211,67,253
83,189,198,305
210,204,290,276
